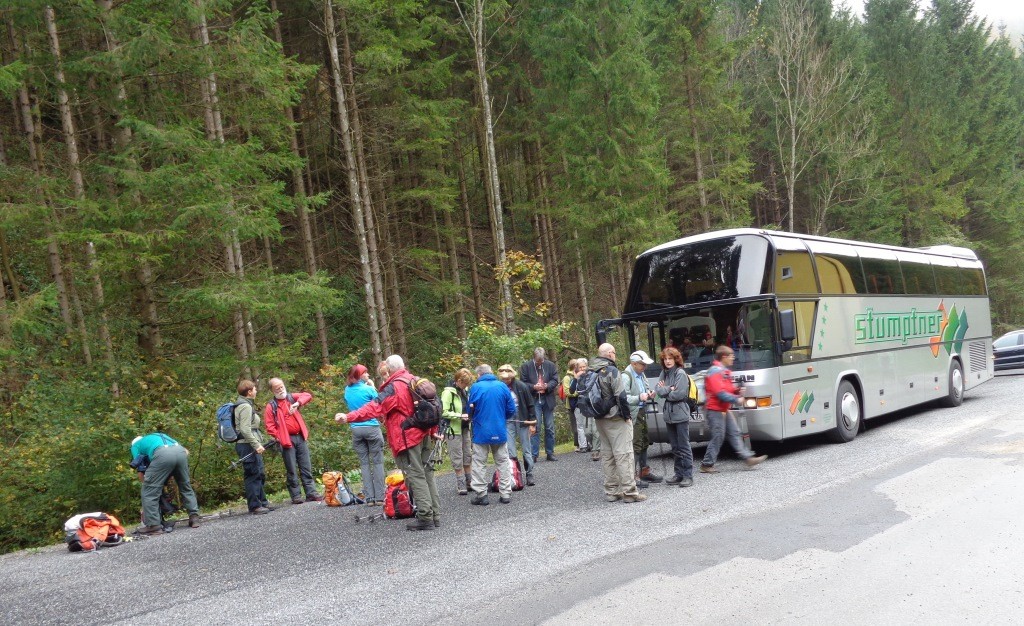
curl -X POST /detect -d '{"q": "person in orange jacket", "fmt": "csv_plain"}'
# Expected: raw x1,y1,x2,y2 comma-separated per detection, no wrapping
264,377,323,504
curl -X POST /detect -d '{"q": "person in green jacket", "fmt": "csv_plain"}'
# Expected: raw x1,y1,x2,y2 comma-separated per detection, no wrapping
234,379,272,515
441,368,475,495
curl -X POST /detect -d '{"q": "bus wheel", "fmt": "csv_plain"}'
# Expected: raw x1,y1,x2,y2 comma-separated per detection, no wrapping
940,360,964,408
829,380,860,443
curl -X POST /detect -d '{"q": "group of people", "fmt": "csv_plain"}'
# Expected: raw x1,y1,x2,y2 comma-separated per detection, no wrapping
128,343,766,535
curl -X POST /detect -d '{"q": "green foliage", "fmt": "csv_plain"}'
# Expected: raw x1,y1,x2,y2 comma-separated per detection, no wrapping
461,322,569,371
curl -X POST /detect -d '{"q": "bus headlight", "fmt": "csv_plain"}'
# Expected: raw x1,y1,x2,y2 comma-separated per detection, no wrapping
742,397,772,409
743,398,756,409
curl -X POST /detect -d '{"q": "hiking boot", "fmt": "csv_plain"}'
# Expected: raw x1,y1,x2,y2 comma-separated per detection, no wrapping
135,525,164,536
665,475,683,485
406,518,434,531
591,452,601,461
745,455,767,468
499,496,511,504
188,514,201,528
700,465,719,474
622,493,648,503
291,497,304,504
471,494,490,506
456,474,468,496
640,467,663,483
306,493,324,502
546,454,558,462
433,518,440,527
606,494,622,502
250,507,271,515
526,476,536,487
575,446,590,454
679,477,694,488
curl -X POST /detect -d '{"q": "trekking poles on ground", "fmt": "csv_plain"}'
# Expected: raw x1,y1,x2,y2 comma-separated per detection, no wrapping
229,440,280,469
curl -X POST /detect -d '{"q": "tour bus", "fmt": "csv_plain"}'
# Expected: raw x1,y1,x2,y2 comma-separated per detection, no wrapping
596,229,993,445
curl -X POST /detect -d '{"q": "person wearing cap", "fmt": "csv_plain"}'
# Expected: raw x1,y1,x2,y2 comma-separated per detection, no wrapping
519,347,559,462
343,364,386,505
622,350,663,486
467,364,517,505
701,346,767,473
499,364,537,486
129,433,201,534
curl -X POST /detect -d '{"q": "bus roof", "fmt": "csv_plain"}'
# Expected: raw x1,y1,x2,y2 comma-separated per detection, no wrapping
640,228,979,261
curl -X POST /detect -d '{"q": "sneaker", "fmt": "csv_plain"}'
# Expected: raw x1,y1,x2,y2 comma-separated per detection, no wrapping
640,467,663,483
406,518,434,531
622,493,648,503
291,497,304,505
605,494,622,502
471,495,490,506
457,488,468,496
745,455,767,467
250,507,271,515
499,496,511,504
188,514,201,528
700,465,719,474
575,446,589,454
546,454,558,462
679,477,694,488
526,476,536,487
665,475,683,485
306,494,324,502
135,524,164,535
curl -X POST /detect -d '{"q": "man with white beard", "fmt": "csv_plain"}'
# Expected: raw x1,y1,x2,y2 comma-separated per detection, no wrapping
264,377,323,504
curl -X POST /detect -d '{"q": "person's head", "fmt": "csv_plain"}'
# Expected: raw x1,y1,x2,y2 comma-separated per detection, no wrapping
660,347,683,369
574,358,588,374
629,350,654,373
237,379,257,398
497,364,516,385
454,367,475,389
703,332,714,347
347,364,368,386
682,336,693,347
715,345,735,364
533,347,546,364
566,358,577,374
475,364,493,378
598,343,616,360
385,355,405,374
376,361,388,380
269,377,287,399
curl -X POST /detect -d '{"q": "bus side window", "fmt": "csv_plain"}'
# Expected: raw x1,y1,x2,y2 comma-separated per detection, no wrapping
778,301,817,362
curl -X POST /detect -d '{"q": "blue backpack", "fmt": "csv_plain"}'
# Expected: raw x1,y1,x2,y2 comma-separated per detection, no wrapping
216,402,241,443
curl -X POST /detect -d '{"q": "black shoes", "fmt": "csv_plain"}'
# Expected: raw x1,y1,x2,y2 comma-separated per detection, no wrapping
135,524,164,535
471,494,490,506
306,494,324,502
188,514,201,528
250,507,271,515
406,518,434,531
526,477,536,486
291,497,304,504
665,475,683,485
546,454,557,462
499,496,511,504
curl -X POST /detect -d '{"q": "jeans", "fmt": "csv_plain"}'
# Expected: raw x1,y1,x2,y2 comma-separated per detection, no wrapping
702,410,752,466
595,417,639,497
351,426,386,503
234,442,269,511
470,443,511,498
281,434,318,499
396,439,440,522
505,421,535,478
531,399,556,458
665,421,694,479
141,445,199,526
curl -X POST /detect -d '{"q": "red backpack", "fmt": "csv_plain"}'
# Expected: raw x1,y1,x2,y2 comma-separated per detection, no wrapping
383,481,415,519
489,457,525,492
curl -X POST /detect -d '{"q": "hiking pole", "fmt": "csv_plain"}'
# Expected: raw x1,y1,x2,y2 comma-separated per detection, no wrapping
229,440,280,469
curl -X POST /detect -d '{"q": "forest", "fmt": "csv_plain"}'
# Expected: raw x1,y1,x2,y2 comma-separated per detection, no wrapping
0,0,1022,551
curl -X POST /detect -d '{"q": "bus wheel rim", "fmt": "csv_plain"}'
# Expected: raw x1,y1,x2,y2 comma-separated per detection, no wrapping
841,392,859,431
952,367,963,399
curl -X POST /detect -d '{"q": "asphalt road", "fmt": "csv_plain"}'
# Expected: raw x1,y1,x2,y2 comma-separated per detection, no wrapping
1,374,1021,625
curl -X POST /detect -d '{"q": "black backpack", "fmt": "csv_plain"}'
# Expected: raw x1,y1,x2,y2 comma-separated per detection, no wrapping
576,367,616,419
401,377,442,430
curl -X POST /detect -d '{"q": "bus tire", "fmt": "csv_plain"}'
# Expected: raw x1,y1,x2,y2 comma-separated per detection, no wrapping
940,360,964,408
828,380,860,443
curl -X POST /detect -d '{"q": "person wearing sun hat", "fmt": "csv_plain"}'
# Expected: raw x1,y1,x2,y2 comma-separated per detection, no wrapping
621,350,663,487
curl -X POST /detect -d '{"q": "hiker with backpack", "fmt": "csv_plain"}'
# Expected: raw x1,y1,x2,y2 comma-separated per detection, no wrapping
336,355,442,531
467,364,517,505
571,358,601,460
265,377,323,504
340,364,386,506
234,379,272,514
655,347,696,487
519,347,559,463
129,433,202,535
562,359,586,452
579,344,646,503
498,364,537,487
700,346,768,473
622,351,663,488
440,368,475,496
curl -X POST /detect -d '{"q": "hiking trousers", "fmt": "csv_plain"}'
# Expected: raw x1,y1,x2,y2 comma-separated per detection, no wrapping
351,426,386,503
142,445,199,526
396,439,440,522
235,442,269,512
470,442,511,498
595,417,639,498
281,434,318,499
505,422,535,479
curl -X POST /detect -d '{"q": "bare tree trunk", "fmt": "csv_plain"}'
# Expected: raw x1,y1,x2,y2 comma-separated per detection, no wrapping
455,139,483,323
0,135,9,337
573,229,592,349
261,235,287,345
0,228,18,300
604,238,622,316
374,171,407,357
684,70,711,230
46,4,118,388
232,234,258,355
325,0,383,363
443,200,467,341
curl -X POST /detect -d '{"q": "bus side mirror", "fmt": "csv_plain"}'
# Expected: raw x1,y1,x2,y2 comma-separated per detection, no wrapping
779,309,796,351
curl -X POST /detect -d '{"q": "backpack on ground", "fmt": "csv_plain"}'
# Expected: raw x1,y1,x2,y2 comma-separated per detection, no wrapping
383,480,415,519
216,402,241,443
488,457,524,492
64,512,126,552
401,377,442,430
322,471,358,507
576,368,616,419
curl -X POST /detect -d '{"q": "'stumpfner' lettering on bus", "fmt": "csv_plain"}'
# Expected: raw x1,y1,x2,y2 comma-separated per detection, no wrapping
853,307,944,345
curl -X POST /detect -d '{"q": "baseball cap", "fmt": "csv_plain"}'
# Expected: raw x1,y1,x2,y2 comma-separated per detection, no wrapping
629,350,654,365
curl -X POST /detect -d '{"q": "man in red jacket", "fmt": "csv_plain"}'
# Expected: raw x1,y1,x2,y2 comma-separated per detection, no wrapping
335,355,440,531
700,346,767,473
264,377,323,504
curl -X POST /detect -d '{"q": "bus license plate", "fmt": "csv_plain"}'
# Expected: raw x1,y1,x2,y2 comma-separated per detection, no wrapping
690,411,704,422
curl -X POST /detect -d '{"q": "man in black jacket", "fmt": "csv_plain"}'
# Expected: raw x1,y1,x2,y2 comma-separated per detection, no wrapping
519,347,559,462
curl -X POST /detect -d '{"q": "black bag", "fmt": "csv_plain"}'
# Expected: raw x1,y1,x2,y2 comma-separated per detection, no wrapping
576,368,616,419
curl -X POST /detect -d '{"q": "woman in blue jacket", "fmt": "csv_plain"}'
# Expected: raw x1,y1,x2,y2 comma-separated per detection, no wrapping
344,364,386,505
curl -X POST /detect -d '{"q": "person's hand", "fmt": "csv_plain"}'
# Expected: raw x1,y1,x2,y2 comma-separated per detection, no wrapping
137,471,145,482
289,401,300,414
256,445,265,454
461,413,469,420
669,386,676,391
529,426,537,435
657,380,665,387
334,412,347,423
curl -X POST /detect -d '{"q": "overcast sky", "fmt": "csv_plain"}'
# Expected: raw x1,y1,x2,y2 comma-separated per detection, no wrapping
837,0,1024,42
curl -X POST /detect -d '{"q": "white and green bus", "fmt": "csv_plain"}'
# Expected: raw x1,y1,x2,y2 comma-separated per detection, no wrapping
597,229,993,445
